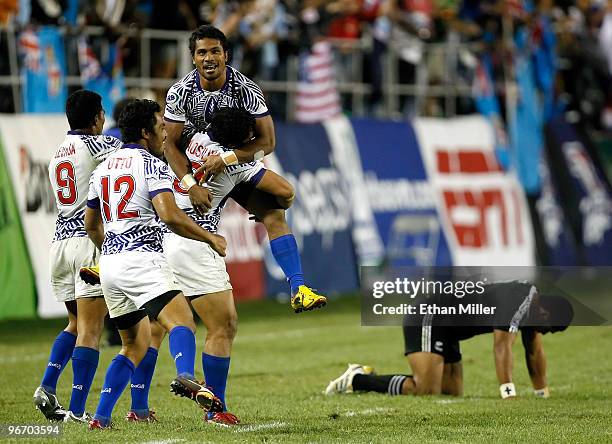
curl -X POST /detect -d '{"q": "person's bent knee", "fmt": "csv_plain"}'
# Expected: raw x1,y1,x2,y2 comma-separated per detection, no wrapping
207,314,237,342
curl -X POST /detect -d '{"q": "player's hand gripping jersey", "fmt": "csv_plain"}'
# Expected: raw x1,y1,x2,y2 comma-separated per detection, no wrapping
87,144,173,255
165,132,265,233
164,67,269,142
47,132,121,302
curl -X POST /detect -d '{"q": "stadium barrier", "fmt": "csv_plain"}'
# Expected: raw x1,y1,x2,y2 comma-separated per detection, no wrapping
1,114,610,318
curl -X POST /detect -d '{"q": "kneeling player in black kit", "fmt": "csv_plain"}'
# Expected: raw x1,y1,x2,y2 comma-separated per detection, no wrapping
325,281,574,399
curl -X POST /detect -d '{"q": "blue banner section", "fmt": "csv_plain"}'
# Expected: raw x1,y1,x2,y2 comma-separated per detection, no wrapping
264,122,360,296
548,118,612,265
535,151,579,265
20,27,67,113
350,119,452,266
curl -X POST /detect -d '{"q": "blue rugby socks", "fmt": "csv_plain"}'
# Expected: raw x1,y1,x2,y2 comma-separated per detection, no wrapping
269,234,305,294
41,330,76,393
69,347,99,416
130,347,158,417
93,354,135,426
169,326,196,378
202,353,230,410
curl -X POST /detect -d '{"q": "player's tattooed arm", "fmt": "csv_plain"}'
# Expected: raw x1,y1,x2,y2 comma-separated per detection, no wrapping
521,329,548,391
164,119,212,216
84,207,105,250
152,191,226,256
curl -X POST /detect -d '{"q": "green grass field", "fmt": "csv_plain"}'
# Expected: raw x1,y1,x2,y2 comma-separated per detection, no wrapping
1,295,611,443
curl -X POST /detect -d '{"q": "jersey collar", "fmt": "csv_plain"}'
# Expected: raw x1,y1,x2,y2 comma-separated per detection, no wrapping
67,130,90,135
123,143,144,150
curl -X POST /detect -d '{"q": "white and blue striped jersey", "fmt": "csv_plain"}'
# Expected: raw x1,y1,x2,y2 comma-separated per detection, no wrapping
48,131,122,241
165,132,265,233
87,144,173,255
164,66,269,139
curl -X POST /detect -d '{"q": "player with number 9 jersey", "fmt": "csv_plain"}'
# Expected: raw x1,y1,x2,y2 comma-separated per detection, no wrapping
48,102,121,303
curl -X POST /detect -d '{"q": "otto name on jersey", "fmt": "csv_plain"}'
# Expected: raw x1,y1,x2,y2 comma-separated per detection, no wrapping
87,144,173,255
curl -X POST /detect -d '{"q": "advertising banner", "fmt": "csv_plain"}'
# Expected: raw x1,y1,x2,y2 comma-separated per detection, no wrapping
546,118,612,265
0,139,37,320
323,116,385,267
0,115,67,317
414,116,535,266
266,122,359,296
348,118,452,267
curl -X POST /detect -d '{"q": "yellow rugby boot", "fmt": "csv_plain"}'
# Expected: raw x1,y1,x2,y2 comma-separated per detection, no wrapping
290,285,327,313
79,264,100,285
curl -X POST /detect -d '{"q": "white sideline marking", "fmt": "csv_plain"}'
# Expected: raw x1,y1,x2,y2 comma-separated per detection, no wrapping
139,440,185,444
0,352,47,364
435,399,462,404
234,421,288,433
344,407,393,417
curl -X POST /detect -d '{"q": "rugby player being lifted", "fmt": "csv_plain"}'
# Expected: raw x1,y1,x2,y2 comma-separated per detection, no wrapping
164,25,327,314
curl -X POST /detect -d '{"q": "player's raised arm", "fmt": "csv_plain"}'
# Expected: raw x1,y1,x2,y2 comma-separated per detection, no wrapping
521,329,549,397
493,329,517,398
152,190,226,257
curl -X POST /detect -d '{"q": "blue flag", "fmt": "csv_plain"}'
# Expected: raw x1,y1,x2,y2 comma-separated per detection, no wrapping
78,37,126,115
19,27,67,113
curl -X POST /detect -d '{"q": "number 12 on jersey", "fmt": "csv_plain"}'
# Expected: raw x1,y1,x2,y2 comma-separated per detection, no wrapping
100,175,140,222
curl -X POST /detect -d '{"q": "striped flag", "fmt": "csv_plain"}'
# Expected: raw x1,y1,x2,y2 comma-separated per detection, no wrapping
295,41,341,123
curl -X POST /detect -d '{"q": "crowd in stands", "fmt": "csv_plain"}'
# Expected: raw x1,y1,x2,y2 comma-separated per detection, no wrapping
0,1,610,135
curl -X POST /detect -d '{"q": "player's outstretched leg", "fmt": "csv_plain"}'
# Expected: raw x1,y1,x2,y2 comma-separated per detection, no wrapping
89,313,151,429
33,302,77,421
250,171,327,313
126,321,166,422
324,364,376,395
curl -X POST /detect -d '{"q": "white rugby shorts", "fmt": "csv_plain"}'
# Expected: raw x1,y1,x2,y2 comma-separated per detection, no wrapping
50,236,102,302
163,232,232,297
100,251,181,318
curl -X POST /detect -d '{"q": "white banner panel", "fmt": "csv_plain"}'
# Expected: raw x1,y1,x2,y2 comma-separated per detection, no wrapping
323,116,385,266
414,116,535,266
0,114,69,317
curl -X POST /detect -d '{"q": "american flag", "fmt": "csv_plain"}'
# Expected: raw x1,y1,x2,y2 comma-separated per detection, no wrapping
294,41,341,123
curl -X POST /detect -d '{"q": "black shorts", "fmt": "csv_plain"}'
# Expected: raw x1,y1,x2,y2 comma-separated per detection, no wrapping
403,315,462,364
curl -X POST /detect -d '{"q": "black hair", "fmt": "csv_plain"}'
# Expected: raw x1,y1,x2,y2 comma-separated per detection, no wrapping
189,25,228,55
112,98,135,123
208,107,255,147
536,294,575,334
65,90,103,130
118,99,161,143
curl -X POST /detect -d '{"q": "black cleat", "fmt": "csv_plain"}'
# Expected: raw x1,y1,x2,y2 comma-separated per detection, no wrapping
170,376,223,413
